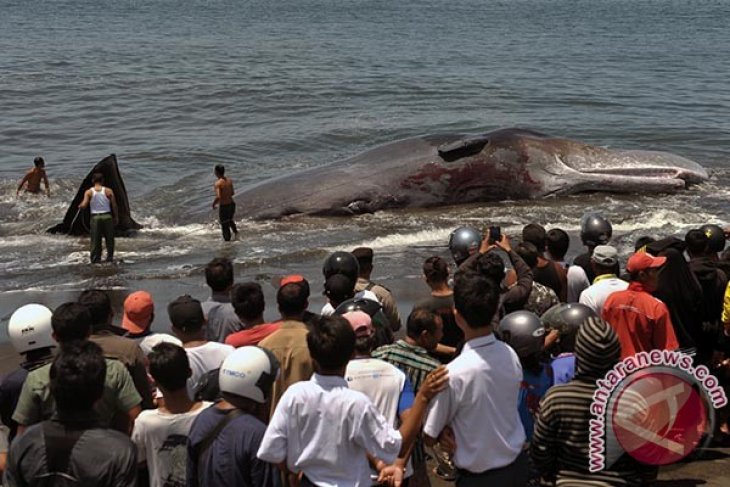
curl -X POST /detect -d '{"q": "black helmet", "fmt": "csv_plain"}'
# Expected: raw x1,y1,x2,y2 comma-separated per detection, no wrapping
322,251,360,281
448,226,481,265
497,311,545,358
541,303,596,336
580,213,612,247
700,224,726,253
334,297,382,317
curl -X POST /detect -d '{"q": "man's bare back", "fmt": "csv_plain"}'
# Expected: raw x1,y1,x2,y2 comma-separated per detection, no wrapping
214,177,234,207
17,157,50,196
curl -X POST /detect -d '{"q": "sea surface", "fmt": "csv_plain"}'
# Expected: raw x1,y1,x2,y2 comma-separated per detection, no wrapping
1,0,730,341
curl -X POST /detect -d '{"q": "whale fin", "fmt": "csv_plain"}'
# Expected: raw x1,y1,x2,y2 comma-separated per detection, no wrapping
47,154,142,236
437,136,490,161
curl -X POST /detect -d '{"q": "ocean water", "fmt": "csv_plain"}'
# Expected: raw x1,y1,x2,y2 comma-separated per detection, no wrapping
1,0,730,337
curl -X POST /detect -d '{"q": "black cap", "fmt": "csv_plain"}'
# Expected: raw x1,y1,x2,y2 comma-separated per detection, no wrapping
351,247,374,266
167,295,204,332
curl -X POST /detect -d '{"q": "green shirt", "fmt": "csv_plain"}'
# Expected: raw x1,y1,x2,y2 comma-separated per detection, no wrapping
12,358,142,428
372,339,440,393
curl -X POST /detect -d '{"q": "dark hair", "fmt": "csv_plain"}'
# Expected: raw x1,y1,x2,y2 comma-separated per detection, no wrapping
277,282,309,316
205,257,234,292
51,302,92,342
230,282,265,321
351,247,374,271
453,271,500,328
50,340,106,412
634,236,656,252
77,289,112,328
34,156,45,167
354,335,376,355
522,223,546,252
324,274,355,308
91,172,104,185
423,256,449,283
546,228,570,260
307,315,355,370
515,241,539,268
685,229,709,257
406,308,440,339
474,252,506,284
214,164,225,176
148,343,191,392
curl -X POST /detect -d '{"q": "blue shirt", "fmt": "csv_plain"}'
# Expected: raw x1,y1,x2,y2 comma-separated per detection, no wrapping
518,365,553,442
550,354,576,385
187,406,281,487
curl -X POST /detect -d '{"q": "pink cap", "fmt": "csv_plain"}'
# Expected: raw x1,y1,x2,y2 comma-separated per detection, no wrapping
343,311,374,338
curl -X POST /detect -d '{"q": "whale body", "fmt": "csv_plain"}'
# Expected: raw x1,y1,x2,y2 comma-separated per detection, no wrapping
47,154,142,236
230,128,708,220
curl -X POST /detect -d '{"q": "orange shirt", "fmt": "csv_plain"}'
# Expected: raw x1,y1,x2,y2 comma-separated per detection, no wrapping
224,322,281,348
601,282,680,359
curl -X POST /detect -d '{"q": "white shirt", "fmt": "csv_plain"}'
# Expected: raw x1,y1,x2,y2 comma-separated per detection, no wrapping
423,334,525,473
90,187,112,214
184,342,234,396
257,373,402,487
579,274,629,315
346,358,413,478
131,402,212,487
567,265,591,303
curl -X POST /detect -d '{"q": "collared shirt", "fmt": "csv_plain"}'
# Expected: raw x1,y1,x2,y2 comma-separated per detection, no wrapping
225,322,282,348
90,329,154,409
579,274,629,315
259,320,314,415
372,340,440,393
13,359,142,428
6,415,137,487
202,292,244,342
602,282,680,359
423,334,525,473
257,373,402,487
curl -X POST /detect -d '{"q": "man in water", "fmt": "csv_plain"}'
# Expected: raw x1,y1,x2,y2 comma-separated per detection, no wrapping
212,165,238,241
16,156,50,197
78,173,118,263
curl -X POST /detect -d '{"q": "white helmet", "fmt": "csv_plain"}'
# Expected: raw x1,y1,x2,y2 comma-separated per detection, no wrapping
8,304,55,354
218,346,280,404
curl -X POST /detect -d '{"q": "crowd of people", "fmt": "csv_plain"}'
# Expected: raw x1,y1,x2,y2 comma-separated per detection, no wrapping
2,213,730,487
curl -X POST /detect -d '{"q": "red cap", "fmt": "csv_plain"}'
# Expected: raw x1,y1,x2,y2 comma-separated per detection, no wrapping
626,252,666,273
343,311,374,338
280,275,305,287
122,291,154,334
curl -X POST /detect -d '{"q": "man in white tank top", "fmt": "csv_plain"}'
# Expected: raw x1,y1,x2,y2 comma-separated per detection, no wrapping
79,172,118,263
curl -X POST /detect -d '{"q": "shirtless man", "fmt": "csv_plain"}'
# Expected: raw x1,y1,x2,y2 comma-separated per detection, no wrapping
78,173,118,263
17,157,50,197
212,165,238,241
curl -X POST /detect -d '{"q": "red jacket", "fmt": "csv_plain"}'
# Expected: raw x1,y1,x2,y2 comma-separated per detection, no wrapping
601,282,679,359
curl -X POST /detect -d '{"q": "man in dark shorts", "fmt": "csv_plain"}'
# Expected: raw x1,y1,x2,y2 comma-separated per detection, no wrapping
212,165,238,241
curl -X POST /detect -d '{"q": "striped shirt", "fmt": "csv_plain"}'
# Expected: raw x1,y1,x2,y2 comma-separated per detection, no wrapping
531,379,656,486
372,340,440,393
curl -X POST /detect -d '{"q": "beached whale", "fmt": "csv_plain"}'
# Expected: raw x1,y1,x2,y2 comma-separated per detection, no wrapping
230,128,708,220
47,154,142,236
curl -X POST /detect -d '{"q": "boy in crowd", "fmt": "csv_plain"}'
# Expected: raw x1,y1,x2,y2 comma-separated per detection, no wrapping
201,257,242,342
79,289,154,409
225,282,279,347
121,290,181,355
168,295,234,397
522,223,567,301
352,247,402,331
578,245,628,316
414,256,462,352
133,343,211,487
513,242,561,316
259,280,315,414
187,346,282,487
423,272,527,487
13,303,142,435
546,228,570,268
6,341,137,486
1,304,56,441
258,315,448,487
16,156,50,196
344,311,416,483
